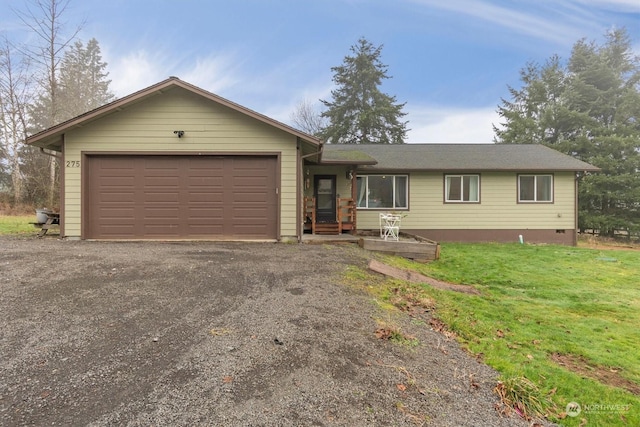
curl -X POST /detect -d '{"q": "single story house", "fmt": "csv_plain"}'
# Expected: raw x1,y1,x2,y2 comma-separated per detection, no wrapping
27,77,599,245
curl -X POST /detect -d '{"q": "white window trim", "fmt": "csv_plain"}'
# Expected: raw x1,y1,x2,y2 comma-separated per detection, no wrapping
444,174,480,203
518,174,554,203
356,175,409,209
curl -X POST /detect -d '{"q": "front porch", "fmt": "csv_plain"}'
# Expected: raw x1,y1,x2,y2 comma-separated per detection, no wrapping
303,196,356,235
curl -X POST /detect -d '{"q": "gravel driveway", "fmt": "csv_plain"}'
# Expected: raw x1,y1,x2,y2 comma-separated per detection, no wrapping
1,237,534,426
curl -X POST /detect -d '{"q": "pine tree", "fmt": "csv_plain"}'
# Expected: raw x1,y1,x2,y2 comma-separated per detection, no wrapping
494,28,640,237
320,38,408,144
31,38,114,129
58,38,114,119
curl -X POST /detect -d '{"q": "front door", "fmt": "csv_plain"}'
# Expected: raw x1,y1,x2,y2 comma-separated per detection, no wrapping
314,175,336,222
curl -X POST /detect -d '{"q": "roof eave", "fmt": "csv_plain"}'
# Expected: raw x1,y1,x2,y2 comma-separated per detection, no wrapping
356,167,602,172
320,160,379,166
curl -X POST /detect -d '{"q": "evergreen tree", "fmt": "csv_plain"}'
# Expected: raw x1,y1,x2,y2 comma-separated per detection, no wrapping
320,38,408,144
494,28,640,237
30,39,113,129
58,38,114,118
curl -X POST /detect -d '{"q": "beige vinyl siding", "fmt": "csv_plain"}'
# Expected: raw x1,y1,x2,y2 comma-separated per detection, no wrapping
63,87,298,238
356,171,576,230
303,165,352,200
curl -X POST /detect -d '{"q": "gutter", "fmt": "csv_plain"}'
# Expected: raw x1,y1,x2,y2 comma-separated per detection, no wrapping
40,147,62,159
300,140,324,160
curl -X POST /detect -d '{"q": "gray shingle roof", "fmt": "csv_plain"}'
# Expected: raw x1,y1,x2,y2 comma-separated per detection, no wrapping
322,144,600,172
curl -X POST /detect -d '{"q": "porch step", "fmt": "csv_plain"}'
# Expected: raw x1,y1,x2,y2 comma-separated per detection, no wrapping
314,222,340,235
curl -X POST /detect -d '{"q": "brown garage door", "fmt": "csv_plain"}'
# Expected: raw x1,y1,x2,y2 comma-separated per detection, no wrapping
85,155,278,239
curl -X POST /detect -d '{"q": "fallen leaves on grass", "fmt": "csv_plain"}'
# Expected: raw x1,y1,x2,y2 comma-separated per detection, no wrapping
389,286,436,319
428,318,456,339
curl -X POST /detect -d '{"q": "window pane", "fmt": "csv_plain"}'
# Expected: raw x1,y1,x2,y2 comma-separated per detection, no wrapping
356,177,366,207
447,176,461,201
537,175,552,201
464,175,479,202
316,178,333,209
367,176,393,208
394,176,407,208
519,176,535,201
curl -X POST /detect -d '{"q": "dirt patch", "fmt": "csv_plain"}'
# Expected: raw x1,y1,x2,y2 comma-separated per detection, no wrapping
579,244,640,252
0,236,543,426
550,353,640,395
578,235,640,251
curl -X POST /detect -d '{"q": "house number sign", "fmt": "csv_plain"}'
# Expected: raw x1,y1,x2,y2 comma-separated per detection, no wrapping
66,161,80,168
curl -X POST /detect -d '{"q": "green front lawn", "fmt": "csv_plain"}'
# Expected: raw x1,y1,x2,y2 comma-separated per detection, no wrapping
364,243,640,426
0,215,38,235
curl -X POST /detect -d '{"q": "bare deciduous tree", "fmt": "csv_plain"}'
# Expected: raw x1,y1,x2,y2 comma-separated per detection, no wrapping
290,99,325,137
15,0,84,207
0,38,31,203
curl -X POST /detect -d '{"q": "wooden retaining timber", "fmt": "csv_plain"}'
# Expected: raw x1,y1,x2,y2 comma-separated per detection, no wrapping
358,232,440,262
368,260,480,295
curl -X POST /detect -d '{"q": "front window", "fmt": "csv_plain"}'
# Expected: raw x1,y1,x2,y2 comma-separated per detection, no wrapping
356,175,408,209
519,174,553,202
445,174,479,202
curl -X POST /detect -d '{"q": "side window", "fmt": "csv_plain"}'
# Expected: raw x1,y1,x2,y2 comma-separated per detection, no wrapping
518,174,553,202
445,174,479,202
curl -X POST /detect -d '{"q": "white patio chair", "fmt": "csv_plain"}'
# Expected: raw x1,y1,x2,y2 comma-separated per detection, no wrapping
379,213,401,241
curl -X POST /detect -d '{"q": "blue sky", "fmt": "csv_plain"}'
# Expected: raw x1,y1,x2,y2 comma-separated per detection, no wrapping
1,0,639,142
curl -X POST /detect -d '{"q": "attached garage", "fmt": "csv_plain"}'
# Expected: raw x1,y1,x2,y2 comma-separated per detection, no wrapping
26,77,322,241
85,154,278,239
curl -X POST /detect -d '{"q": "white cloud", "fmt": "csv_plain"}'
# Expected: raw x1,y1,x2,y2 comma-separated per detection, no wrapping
105,48,242,98
570,0,640,13
180,54,242,95
406,105,499,143
107,50,167,97
407,0,600,46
